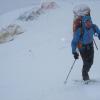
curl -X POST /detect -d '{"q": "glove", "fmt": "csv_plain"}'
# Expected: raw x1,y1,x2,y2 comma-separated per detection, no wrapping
73,52,79,59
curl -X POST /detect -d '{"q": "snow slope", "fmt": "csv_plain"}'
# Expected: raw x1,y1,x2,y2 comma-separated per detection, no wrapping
0,0,100,100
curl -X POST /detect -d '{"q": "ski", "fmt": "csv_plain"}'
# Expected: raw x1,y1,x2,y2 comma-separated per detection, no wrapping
73,79,100,85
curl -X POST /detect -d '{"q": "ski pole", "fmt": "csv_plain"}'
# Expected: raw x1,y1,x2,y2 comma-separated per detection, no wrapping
93,39,98,50
64,59,76,84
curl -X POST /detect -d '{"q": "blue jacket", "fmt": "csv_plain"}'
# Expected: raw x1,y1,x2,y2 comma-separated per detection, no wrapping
71,16,100,53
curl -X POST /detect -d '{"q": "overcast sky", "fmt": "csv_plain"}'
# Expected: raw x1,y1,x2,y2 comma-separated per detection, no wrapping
0,0,41,15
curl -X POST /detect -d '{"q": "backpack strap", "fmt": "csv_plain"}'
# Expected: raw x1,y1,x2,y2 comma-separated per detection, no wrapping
80,26,84,38
79,20,84,39
77,21,84,48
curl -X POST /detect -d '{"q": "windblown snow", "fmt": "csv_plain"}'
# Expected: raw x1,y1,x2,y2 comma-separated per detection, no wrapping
0,0,100,100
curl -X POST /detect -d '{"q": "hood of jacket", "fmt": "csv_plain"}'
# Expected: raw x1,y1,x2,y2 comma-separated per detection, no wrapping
82,16,93,29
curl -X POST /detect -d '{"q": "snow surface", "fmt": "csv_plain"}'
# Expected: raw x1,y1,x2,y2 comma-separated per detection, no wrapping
0,0,100,100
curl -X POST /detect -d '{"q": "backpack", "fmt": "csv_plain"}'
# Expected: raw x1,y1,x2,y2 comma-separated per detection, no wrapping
73,4,91,48
73,4,91,33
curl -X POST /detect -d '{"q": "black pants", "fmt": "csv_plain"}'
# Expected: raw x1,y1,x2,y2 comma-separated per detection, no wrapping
79,42,94,81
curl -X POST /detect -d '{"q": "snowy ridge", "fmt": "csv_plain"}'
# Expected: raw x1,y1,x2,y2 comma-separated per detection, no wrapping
18,1,58,21
0,24,24,43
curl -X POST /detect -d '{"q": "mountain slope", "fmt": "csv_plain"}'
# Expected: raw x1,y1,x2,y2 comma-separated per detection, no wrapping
0,1,100,100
